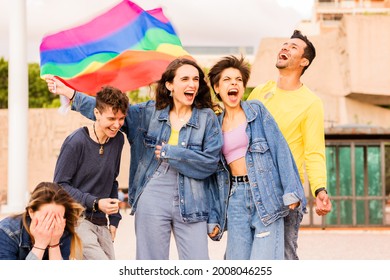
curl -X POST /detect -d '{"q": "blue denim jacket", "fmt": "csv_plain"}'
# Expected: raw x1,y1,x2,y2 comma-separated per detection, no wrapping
0,215,71,260
72,92,222,223
209,100,307,241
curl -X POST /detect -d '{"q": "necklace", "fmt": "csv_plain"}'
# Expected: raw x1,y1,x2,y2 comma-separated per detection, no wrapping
93,123,109,155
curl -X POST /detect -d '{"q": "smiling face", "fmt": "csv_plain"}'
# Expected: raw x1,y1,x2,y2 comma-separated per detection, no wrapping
214,67,244,109
94,106,126,139
165,64,199,108
276,38,309,73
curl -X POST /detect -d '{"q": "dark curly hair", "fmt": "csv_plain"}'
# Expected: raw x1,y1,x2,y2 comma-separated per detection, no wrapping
95,86,129,114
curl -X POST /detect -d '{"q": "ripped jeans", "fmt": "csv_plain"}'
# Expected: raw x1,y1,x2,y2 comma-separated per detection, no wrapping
225,180,284,260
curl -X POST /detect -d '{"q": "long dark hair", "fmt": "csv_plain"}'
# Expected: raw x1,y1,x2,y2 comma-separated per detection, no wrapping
155,58,212,110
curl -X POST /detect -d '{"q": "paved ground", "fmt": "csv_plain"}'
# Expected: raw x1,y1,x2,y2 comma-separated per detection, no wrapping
114,209,390,260
2,209,389,260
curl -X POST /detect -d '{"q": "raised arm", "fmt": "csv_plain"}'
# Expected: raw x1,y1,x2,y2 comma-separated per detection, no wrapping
45,75,75,99
44,75,97,121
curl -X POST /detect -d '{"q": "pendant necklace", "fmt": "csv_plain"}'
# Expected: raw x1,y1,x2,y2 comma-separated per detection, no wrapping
93,123,109,155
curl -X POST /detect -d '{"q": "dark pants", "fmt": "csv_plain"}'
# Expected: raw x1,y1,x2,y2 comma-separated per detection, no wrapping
283,207,303,260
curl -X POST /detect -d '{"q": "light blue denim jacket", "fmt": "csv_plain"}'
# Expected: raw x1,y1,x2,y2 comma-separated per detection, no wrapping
209,100,307,241
72,92,222,223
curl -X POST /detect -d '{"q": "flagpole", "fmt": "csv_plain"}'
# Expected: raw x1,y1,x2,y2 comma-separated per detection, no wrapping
4,0,29,213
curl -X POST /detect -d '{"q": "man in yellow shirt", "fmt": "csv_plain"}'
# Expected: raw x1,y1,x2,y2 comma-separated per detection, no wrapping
248,30,332,260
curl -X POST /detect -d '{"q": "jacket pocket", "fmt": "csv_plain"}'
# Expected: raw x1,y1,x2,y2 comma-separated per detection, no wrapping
249,140,274,172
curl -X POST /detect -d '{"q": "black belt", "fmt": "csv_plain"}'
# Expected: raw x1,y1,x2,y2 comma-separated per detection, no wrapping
84,215,108,226
230,175,249,183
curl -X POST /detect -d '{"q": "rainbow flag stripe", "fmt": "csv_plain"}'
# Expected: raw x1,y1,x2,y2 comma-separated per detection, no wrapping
40,0,191,94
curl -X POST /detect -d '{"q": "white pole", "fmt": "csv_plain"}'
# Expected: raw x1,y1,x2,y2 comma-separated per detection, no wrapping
4,0,29,213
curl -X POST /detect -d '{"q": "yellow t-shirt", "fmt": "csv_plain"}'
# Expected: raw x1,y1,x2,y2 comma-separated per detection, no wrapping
168,128,179,146
247,80,326,197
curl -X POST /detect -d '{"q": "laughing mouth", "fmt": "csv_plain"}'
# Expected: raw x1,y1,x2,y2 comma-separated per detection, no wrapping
108,127,120,135
228,89,238,96
279,53,288,60
184,91,195,97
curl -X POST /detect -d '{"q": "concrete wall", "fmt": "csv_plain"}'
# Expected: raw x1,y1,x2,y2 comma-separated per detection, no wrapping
0,109,130,203
247,14,390,128
343,15,390,95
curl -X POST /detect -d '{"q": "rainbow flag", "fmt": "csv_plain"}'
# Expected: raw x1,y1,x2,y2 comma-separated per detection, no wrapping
40,0,192,95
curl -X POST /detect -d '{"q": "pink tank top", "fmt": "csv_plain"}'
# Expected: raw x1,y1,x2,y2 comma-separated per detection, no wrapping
222,122,248,164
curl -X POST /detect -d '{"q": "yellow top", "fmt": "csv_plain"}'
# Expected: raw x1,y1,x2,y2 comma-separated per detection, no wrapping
247,80,327,197
168,127,179,145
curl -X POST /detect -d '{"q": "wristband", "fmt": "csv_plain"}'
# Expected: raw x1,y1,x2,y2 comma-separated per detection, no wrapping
315,187,328,197
69,90,76,101
92,198,100,212
48,243,61,248
33,245,46,251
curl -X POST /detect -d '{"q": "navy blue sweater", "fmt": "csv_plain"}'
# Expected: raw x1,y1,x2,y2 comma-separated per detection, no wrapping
54,127,124,227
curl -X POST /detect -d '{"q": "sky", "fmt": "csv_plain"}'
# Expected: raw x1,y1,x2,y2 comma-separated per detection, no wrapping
0,0,315,62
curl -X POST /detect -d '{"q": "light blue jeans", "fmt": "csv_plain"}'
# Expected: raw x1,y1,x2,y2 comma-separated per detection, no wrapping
284,206,303,260
225,181,284,260
135,162,209,260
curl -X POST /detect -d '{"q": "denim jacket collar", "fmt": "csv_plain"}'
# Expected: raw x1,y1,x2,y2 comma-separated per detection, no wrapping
240,101,257,123
218,101,257,124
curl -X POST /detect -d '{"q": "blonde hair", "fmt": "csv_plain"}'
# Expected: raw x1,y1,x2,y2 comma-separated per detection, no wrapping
23,182,84,259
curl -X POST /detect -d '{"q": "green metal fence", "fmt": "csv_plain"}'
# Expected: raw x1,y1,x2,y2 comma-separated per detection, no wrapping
305,140,390,227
